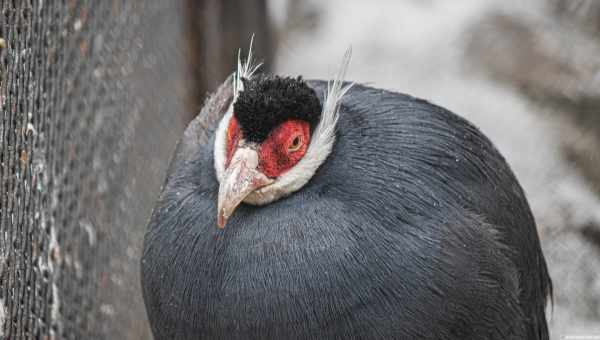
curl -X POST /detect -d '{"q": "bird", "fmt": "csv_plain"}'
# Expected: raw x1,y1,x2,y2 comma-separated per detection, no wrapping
141,45,552,340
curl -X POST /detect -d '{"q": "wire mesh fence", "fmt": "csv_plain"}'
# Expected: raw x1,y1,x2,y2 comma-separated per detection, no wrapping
0,1,271,338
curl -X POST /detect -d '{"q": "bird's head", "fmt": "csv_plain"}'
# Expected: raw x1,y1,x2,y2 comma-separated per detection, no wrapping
213,48,352,228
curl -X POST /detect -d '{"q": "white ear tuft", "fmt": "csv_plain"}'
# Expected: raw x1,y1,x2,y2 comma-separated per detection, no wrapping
321,46,354,137
313,46,354,164
215,37,261,183
233,35,262,102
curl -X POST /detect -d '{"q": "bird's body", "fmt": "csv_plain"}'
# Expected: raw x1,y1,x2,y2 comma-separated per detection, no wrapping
141,76,551,339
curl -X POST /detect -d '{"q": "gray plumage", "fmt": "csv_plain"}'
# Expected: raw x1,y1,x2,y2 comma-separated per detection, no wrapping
141,77,552,340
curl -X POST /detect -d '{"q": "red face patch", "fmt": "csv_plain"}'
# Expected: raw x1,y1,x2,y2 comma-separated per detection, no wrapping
225,118,310,178
258,120,310,178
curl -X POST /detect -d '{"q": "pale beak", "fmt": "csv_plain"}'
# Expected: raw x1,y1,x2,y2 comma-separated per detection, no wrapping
217,147,273,228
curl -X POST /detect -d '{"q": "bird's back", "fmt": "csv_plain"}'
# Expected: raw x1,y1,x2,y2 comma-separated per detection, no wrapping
141,80,552,340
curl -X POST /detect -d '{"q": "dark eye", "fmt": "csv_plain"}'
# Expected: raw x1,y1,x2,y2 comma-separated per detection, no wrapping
288,135,302,152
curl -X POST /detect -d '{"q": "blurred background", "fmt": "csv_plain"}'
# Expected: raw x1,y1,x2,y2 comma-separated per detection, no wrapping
1,0,599,339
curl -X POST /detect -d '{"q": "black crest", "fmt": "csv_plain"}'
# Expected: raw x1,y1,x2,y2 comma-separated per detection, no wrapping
233,75,322,143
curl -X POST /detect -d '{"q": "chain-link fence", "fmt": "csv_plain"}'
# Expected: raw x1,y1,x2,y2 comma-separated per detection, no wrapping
0,1,271,339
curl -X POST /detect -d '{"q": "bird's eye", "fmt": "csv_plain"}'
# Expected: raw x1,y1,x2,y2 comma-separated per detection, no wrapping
288,135,302,152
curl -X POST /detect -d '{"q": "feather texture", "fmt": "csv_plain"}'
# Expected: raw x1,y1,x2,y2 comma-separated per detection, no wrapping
142,80,552,340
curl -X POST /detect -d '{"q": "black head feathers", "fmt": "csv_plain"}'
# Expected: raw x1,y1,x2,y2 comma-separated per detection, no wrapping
234,75,322,143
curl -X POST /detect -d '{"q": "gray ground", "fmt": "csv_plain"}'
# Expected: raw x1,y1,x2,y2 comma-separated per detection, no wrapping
271,0,600,338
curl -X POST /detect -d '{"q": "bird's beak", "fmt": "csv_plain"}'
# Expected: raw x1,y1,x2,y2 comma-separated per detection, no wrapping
217,147,273,228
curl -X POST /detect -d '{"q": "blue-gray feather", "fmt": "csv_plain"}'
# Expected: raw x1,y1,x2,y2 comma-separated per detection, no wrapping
141,80,551,340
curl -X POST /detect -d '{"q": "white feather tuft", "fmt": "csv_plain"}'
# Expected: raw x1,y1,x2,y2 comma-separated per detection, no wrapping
321,46,354,143
215,37,261,182
233,35,262,102
309,46,354,169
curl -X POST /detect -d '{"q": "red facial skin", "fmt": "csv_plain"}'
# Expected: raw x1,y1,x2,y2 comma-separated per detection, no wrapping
258,119,310,178
225,117,310,178
225,117,241,168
